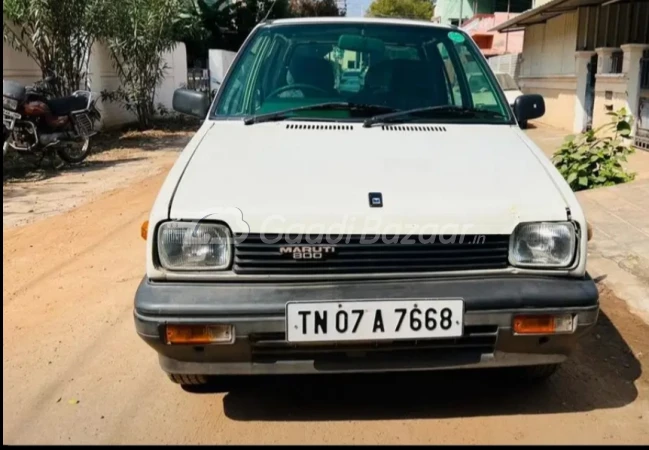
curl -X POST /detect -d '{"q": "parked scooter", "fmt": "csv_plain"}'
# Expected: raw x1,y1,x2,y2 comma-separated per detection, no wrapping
3,75,101,164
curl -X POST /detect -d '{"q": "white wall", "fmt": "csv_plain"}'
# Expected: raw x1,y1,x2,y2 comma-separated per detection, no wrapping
3,40,42,87
209,49,237,93
3,40,187,129
488,53,522,79
434,0,476,24
520,10,578,78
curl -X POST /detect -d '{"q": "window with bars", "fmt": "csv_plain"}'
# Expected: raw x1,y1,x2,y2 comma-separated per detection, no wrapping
641,50,649,90
610,51,624,74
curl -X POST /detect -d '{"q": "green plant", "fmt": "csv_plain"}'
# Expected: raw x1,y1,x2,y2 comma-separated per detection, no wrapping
366,0,434,20
552,108,636,192
3,0,104,96
290,0,344,17
99,0,183,130
174,0,293,58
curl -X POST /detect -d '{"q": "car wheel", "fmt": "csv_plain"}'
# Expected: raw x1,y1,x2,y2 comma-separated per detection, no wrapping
167,373,208,386
513,363,560,382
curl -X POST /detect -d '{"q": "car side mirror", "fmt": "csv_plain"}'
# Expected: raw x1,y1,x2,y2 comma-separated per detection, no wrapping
173,88,210,119
513,94,545,124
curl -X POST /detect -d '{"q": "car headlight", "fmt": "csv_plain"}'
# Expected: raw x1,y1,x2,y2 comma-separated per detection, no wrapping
157,222,232,271
509,222,577,268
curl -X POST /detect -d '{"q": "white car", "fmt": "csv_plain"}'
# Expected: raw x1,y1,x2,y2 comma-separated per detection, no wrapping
134,17,599,388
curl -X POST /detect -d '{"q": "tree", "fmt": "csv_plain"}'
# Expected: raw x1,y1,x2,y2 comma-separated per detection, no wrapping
99,0,184,129
290,0,345,17
175,0,292,57
230,0,293,50
174,0,238,62
175,0,344,59
3,0,104,96
366,0,433,20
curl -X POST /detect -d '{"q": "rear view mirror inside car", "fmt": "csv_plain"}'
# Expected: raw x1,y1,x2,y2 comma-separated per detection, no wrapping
337,34,385,54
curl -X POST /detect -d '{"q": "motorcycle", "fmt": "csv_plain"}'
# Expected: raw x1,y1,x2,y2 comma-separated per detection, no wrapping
3,75,101,164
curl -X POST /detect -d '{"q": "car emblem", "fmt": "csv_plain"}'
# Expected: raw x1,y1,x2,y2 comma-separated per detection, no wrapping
279,246,336,260
369,192,383,208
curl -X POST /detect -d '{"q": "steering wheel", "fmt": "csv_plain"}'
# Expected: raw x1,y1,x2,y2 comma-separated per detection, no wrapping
265,83,330,100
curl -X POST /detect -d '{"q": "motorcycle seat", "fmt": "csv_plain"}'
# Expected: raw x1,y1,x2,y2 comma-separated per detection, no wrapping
47,96,89,116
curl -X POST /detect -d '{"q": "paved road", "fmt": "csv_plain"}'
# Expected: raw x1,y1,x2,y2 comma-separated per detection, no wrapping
3,166,649,444
525,124,649,324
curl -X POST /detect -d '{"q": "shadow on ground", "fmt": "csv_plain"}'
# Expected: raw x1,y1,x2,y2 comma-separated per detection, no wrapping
2,157,148,186
187,300,645,421
3,118,196,183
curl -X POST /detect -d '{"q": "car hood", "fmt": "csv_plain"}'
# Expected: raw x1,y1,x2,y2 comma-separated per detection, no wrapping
170,121,568,236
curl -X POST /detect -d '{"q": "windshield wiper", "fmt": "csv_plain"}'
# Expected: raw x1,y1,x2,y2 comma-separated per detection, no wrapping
243,102,398,125
363,105,507,128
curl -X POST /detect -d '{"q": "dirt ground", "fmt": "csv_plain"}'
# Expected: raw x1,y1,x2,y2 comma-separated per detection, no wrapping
3,137,649,444
3,127,193,228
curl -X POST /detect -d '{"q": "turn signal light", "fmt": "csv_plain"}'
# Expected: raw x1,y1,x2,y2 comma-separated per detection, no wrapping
141,220,149,240
164,324,234,345
513,314,575,335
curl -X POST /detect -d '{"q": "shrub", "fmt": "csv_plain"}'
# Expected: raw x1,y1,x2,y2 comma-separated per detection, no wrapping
552,108,636,192
99,0,183,130
3,0,103,96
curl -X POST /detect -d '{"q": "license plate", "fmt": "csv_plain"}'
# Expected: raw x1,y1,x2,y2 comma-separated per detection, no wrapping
286,299,464,343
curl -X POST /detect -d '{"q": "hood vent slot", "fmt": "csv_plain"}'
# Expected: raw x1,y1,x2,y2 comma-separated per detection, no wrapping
286,124,354,131
381,125,447,132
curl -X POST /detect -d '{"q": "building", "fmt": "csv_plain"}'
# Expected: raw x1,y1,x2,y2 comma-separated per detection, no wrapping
461,12,525,57
435,1,533,77
433,0,534,26
493,0,649,150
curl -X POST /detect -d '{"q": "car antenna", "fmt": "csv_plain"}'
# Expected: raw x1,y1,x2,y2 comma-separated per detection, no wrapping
261,0,279,23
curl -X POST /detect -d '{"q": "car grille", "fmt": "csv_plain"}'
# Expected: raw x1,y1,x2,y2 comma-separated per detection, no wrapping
233,233,510,275
249,325,499,363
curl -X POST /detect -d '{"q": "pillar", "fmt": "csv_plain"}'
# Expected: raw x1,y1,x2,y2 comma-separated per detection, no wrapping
621,43,649,135
595,47,620,74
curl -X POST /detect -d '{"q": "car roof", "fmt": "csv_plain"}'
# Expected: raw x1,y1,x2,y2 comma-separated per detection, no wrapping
264,16,455,31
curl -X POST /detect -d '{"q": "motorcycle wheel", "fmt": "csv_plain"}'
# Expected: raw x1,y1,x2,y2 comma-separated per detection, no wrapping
56,138,91,164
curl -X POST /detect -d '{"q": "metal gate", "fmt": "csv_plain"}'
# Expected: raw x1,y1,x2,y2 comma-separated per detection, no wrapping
635,50,649,151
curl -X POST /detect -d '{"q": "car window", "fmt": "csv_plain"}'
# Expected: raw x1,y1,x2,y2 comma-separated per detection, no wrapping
436,42,462,105
455,46,499,109
213,23,510,123
217,34,270,116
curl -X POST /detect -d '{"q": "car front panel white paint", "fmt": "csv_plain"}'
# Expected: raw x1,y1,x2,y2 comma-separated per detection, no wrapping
169,122,568,232
146,121,587,280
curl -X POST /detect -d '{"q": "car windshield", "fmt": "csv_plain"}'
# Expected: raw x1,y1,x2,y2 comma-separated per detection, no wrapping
495,73,519,91
212,21,512,124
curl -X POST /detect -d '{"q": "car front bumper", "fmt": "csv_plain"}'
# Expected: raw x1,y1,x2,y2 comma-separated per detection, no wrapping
134,275,599,376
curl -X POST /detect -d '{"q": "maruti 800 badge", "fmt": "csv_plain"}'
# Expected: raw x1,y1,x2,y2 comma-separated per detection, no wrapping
279,246,336,260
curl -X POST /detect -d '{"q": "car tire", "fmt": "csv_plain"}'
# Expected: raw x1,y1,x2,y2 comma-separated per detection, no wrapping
167,373,208,386
514,363,560,382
